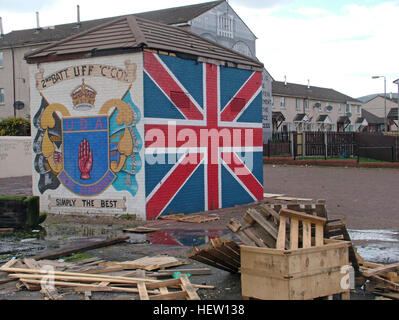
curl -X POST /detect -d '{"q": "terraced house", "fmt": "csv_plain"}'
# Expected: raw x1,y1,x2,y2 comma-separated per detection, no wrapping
271,80,363,133
0,0,272,142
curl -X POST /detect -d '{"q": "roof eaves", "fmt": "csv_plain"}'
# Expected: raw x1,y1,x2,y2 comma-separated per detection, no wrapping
25,16,127,62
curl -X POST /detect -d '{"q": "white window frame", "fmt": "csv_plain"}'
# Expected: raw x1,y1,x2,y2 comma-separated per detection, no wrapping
346,104,351,113
296,98,302,111
305,99,310,111
356,105,361,114
217,13,234,39
280,97,286,109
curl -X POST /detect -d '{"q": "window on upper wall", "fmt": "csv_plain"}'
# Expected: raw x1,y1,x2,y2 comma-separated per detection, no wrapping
0,88,4,104
338,104,342,113
296,99,302,111
305,99,310,110
280,97,286,108
346,104,351,113
217,13,234,38
357,105,361,114
0,52,3,68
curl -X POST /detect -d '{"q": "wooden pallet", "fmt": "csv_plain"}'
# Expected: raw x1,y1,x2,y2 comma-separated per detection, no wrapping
188,238,241,274
277,209,327,250
227,204,282,248
325,219,360,274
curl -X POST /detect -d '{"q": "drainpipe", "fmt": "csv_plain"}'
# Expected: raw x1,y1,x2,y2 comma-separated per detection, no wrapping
11,46,16,118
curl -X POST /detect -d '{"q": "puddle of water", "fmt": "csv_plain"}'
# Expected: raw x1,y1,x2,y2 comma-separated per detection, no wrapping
143,229,235,247
348,229,399,242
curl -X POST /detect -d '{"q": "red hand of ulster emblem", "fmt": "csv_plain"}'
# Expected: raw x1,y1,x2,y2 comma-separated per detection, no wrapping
78,138,93,180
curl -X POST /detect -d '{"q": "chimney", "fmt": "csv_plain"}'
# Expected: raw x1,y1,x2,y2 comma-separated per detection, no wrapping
36,12,41,30
77,5,81,27
307,79,310,89
284,75,287,86
0,17,4,38
390,92,393,100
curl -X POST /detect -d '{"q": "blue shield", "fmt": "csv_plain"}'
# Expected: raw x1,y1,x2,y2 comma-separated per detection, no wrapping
59,116,115,196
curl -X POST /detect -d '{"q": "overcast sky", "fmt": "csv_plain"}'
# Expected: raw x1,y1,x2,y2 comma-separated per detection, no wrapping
0,0,398,98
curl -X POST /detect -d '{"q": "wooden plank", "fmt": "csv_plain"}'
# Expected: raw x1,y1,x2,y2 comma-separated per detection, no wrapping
149,290,187,300
241,227,268,248
315,224,324,247
137,282,149,300
150,268,212,277
23,258,42,270
0,258,18,270
40,286,63,300
178,215,219,223
31,236,129,260
180,274,200,300
289,218,299,250
302,221,312,248
363,262,399,277
276,215,287,250
226,218,242,233
2,267,159,283
188,253,237,273
101,256,189,271
367,275,399,292
123,227,159,233
246,209,279,240
159,214,186,220
280,209,327,225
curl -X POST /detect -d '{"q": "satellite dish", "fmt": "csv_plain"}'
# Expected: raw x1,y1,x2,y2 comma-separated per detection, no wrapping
314,103,321,108
326,105,333,111
13,101,25,110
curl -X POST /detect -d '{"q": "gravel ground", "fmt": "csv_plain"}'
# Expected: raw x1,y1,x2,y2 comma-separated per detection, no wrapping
0,166,398,300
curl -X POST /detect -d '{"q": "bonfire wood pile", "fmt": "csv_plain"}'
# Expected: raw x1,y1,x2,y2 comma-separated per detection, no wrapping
0,249,214,300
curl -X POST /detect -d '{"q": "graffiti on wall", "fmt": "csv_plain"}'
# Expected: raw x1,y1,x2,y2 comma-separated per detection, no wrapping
33,60,142,197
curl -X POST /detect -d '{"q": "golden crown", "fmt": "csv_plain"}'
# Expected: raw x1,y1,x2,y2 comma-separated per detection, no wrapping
71,79,97,111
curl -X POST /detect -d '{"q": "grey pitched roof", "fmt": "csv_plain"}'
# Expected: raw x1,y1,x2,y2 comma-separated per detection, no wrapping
358,93,398,103
293,113,308,122
272,111,285,122
387,108,398,119
317,115,330,122
361,109,384,125
25,15,263,71
272,81,361,104
0,1,223,49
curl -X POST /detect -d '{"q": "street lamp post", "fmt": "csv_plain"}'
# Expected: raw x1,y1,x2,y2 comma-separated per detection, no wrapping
372,76,387,133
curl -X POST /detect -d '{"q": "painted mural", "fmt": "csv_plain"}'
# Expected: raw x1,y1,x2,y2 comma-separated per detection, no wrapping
144,52,264,220
32,60,142,198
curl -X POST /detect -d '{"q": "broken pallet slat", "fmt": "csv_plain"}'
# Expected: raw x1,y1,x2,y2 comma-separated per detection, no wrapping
31,236,129,261
362,262,399,277
177,215,220,223
123,227,160,233
180,274,200,300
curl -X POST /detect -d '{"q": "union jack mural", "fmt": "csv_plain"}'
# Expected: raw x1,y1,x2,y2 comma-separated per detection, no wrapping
144,52,263,220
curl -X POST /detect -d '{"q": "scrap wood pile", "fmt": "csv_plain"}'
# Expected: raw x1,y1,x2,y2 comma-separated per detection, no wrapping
188,197,362,272
355,249,399,299
0,235,214,300
0,255,214,300
188,238,240,274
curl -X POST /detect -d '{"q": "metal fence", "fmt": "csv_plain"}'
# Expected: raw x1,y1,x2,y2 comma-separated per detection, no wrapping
264,131,399,162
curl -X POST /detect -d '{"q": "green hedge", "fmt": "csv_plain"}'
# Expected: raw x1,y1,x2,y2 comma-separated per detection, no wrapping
0,117,31,136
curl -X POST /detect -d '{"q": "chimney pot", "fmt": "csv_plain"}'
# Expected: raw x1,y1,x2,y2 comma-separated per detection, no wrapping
77,5,81,26
36,11,40,30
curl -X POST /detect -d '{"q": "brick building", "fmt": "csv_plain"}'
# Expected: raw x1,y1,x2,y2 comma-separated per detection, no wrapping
26,15,264,219
0,0,272,143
